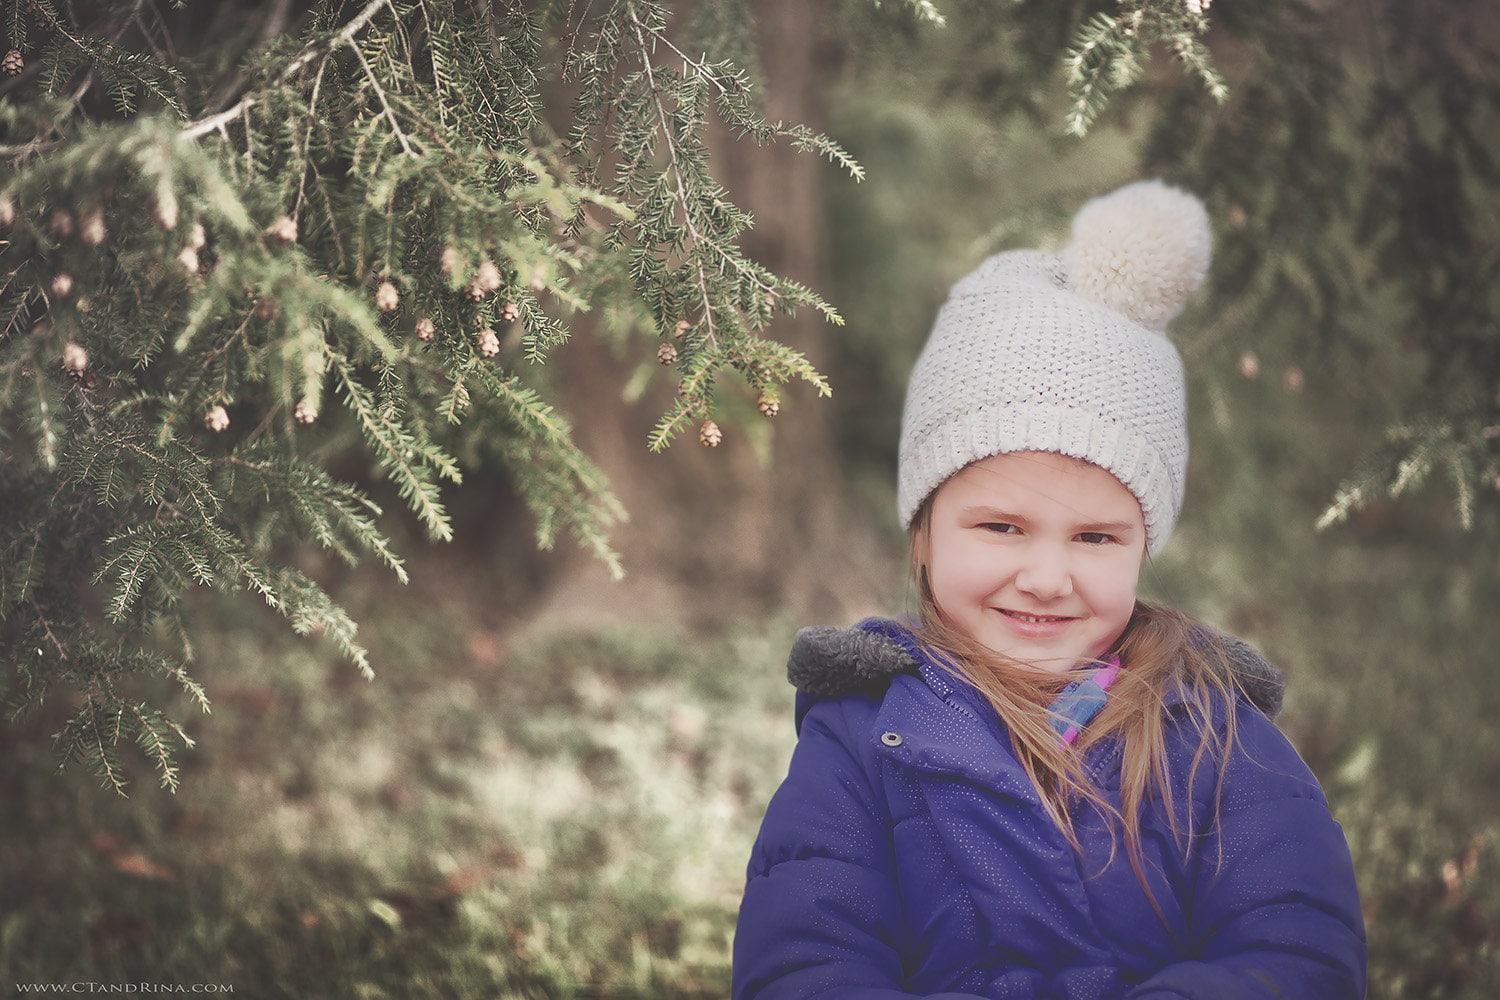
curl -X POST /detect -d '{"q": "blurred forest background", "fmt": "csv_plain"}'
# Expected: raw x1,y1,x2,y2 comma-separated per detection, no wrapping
3,0,1500,996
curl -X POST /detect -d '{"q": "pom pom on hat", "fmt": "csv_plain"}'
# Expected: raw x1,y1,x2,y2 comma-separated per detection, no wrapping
1062,179,1211,332
898,179,1215,554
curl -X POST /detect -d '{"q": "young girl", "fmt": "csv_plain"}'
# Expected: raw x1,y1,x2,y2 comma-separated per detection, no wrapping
733,181,1366,999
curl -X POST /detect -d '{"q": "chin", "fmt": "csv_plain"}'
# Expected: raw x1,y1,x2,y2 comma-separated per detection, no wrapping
980,640,1084,673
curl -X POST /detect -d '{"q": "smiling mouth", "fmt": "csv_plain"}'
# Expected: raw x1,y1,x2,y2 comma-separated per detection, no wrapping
999,609,1073,624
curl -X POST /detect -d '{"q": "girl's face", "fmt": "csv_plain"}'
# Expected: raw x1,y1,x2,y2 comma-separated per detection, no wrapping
917,451,1147,673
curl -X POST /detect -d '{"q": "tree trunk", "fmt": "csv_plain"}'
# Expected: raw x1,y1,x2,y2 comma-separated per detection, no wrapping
516,0,896,636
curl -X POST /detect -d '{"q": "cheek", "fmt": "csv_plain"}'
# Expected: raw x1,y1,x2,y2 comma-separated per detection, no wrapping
928,536,1002,604
1086,555,1143,614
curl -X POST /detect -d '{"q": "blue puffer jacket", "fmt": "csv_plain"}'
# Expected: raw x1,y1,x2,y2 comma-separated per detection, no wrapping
734,618,1366,1000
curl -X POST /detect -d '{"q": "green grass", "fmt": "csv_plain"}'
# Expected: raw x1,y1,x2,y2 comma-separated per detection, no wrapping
0,567,802,999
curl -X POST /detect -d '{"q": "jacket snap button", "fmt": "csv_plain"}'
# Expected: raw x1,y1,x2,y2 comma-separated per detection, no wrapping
880,731,903,747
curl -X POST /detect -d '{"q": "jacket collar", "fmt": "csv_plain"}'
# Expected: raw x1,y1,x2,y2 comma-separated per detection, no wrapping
785,616,923,696
785,616,1285,720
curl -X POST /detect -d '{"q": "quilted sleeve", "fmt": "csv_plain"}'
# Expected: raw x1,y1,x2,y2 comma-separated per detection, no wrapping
733,694,986,1000
1125,701,1367,1000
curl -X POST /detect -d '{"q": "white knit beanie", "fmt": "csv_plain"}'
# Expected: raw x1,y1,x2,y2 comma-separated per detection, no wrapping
897,180,1212,554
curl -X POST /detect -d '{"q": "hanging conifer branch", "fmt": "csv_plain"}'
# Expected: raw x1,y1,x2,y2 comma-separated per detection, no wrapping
1063,0,1225,137
1,0,880,789
1318,420,1498,533
180,0,393,142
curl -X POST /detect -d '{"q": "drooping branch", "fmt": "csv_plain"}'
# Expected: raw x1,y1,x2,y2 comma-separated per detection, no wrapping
181,0,394,140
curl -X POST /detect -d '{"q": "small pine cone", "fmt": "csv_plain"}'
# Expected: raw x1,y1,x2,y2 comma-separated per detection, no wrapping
474,260,502,293
293,398,317,424
266,215,298,243
1236,351,1259,379
464,279,486,302
528,272,546,293
1282,366,1305,394
177,246,200,275
204,405,230,433
0,196,14,228
49,273,73,299
48,210,74,240
80,208,107,246
2,49,22,77
756,391,779,418
62,341,89,375
375,280,400,313
440,246,462,277
477,327,501,357
414,316,436,341
500,300,521,323
698,419,722,447
674,319,690,339
656,342,678,366
188,221,206,250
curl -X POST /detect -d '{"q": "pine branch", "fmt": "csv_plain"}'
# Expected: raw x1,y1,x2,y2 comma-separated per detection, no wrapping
31,0,188,117
267,564,373,679
328,353,456,542
1317,421,1495,532
46,644,204,794
1063,1,1226,137
222,451,409,583
1063,12,1138,138
182,0,395,139
0,0,914,790
0,524,46,615
780,122,866,182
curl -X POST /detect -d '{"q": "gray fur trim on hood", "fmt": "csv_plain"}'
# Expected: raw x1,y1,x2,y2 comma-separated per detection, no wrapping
785,621,1284,720
1209,633,1284,719
786,625,922,697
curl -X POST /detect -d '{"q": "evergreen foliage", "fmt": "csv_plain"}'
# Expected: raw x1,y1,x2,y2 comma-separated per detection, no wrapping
0,0,861,792
0,0,1220,792
1144,0,1500,535
1062,0,1225,137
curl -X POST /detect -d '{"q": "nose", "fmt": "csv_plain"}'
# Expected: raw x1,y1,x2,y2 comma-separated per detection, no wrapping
1013,544,1073,601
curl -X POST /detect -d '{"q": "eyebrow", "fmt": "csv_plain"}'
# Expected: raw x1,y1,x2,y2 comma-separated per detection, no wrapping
960,505,1025,523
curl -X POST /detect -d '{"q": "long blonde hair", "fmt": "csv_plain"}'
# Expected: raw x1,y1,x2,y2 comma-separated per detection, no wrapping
909,502,1244,892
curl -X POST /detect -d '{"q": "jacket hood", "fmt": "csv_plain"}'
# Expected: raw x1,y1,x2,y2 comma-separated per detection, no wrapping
786,617,1284,719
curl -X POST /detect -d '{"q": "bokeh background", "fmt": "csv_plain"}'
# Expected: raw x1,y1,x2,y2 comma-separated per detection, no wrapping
4,1,1499,996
